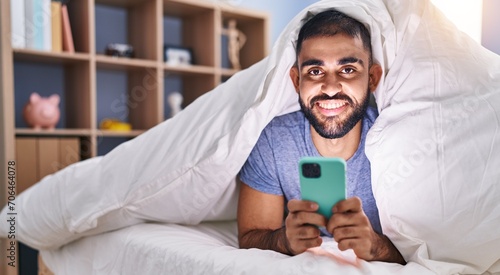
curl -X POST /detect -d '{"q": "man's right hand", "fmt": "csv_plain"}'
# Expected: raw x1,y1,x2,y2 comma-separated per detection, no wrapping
285,199,328,255
238,184,326,256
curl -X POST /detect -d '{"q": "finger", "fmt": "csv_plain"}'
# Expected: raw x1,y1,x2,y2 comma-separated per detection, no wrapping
287,211,327,228
337,238,373,260
332,197,363,213
288,224,322,240
332,225,371,243
287,199,318,213
326,211,369,233
292,236,323,254
326,212,356,232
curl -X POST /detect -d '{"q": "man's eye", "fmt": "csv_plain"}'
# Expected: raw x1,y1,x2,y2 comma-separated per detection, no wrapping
341,67,355,74
308,69,322,76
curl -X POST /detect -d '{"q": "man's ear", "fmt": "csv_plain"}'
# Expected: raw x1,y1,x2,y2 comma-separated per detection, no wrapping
368,64,383,93
289,65,300,93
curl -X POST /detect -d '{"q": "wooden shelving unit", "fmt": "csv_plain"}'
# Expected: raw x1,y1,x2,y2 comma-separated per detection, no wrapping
0,0,268,274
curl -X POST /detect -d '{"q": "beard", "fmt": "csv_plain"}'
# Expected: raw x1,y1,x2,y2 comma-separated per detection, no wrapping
299,89,370,139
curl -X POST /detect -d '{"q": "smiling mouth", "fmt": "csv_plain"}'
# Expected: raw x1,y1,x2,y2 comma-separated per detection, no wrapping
316,101,348,110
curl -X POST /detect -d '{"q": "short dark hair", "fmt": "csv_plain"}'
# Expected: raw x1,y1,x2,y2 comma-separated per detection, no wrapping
295,9,373,65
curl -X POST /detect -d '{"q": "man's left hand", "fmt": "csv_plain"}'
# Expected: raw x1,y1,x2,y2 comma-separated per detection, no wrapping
326,197,405,264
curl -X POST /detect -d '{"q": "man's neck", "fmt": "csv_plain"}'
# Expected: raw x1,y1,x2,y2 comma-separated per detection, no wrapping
311,120,362,160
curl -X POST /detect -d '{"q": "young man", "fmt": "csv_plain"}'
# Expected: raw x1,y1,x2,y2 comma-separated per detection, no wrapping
237,10,405,264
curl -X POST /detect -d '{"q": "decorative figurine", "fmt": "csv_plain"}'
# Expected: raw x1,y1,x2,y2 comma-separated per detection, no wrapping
167,91,183,118
222,19,246,70
23,93,61,130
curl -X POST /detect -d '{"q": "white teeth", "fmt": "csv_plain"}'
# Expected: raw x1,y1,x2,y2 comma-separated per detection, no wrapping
318,101,346,110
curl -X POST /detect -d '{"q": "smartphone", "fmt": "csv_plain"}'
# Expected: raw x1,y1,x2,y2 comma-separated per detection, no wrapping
299,157,346,219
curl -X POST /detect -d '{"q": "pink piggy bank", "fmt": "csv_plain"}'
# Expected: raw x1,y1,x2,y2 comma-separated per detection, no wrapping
23,93,61,130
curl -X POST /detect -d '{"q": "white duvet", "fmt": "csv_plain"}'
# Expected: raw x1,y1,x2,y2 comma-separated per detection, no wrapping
40,221,433,275
2,0,500,274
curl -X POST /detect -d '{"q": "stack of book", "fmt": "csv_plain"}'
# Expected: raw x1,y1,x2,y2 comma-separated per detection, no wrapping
10,0,74,53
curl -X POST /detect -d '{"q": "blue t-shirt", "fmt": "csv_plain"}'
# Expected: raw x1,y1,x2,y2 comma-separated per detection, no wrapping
240,106,381,234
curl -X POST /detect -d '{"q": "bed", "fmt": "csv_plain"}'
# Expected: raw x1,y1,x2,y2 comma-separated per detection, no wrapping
40,221,433,274
2,0,500,274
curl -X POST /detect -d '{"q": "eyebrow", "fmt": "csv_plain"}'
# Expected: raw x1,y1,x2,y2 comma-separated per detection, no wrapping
300,56,364,68
300,59,323,68
338,57,364,67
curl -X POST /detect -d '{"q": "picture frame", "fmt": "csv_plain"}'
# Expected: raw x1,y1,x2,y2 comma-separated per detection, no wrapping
164,45,194,66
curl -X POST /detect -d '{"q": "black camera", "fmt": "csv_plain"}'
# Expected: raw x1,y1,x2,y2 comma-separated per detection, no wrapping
301,163,321,178
105,43,134,58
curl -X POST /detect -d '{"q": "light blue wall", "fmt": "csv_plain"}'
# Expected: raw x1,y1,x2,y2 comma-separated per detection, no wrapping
253,0,498,55
481,0,500,54
247,0,500,55
237,0,319,46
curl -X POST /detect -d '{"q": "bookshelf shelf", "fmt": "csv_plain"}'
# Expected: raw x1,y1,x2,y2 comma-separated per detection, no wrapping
163,0,215,17
164,63,216,75
96,0,149,8
97,129,146,137
95,54,158,70
15,128,93,137
13,49,90,64
0,1,268,274
220,67,239,77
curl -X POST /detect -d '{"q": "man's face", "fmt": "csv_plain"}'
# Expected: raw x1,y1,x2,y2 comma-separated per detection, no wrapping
291,34,379,139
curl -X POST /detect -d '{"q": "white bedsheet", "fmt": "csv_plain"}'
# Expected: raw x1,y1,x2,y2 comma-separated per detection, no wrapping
40,221,433,275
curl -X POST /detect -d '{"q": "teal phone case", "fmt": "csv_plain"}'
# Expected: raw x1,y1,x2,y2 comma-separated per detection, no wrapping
299,157,346,219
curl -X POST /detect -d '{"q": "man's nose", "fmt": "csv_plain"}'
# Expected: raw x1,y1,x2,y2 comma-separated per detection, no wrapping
320,74,341,96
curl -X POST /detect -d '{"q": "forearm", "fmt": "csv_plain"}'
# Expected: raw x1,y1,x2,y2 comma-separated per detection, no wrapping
373,234,406,265
239,227,294,255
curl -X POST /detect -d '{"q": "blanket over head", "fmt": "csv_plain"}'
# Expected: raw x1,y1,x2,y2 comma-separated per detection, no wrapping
2,0,499,274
